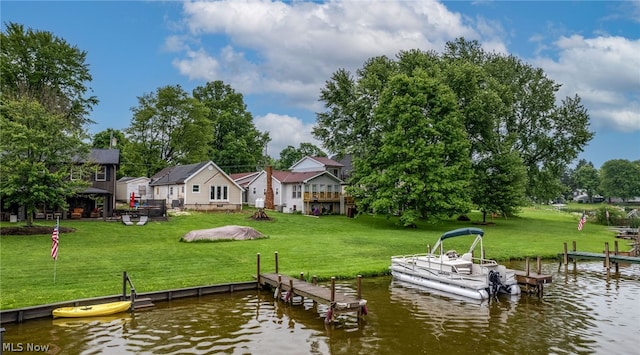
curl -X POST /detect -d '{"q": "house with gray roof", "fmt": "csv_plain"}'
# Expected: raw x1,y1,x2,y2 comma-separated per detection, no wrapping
67,148,120,218
150,161,243,211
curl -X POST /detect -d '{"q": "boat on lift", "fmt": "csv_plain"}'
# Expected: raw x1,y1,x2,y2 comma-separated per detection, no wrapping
390,227,520,300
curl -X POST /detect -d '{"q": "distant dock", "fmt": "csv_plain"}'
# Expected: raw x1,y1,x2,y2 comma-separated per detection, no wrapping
558,240,640,272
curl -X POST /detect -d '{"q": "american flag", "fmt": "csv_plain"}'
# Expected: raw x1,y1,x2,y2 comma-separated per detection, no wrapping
577,212,587,231
51,225,59,260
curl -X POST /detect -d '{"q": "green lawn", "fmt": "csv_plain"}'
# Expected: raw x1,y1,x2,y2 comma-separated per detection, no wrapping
0,206,619,309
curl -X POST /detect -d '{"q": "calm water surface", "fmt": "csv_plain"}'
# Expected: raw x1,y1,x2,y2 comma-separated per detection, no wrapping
3,261,639,354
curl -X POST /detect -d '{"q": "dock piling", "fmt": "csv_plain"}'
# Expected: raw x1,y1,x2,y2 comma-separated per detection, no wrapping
256,253,261,285
604,242,610,269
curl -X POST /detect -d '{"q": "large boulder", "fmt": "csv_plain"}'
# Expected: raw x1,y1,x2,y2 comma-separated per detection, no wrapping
181,225,264,242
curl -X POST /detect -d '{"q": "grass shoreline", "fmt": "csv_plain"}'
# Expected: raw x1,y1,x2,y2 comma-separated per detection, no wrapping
0,206,618,310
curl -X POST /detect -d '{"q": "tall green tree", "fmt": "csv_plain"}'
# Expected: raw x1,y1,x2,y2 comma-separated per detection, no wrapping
275,143,327,170
1,99,90,226
192,81,270,173
599,159,640,202
472,150,527,223
347,71,472,226
314,38,593,222
125,85,211,177
1,23,96,226
574,163,600,202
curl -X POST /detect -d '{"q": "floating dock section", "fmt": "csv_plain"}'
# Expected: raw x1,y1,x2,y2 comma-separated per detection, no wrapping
256,252,368,324
513,256,552,296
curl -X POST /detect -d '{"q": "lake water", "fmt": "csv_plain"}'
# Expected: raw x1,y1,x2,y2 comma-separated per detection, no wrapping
2,261,639,354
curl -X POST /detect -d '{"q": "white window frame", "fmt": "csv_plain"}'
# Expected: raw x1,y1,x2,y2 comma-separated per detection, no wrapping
210,185,229,201
95,166,106,181
192,184,200,193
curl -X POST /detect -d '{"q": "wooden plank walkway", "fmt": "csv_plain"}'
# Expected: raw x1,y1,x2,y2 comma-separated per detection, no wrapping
258,273,366,312
255,252,368,323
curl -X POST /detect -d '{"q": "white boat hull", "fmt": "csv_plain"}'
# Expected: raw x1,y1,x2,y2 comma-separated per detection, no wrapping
390,256,521,300
391,266,490,300
390,228,521,301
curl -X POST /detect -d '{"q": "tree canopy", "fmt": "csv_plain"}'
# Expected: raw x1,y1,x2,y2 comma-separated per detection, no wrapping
1,22,97,130
192,81,270,173
314,38,593,225
1,23,96,226
125,85,212,177
599,159,640,202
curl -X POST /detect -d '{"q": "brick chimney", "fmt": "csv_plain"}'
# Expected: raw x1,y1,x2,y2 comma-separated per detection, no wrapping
265,165,275,210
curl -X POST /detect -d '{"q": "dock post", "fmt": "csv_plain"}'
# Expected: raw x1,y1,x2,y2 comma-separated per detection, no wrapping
276,275,282,300
614,241,620,272
122,271,128,298
330,277,336,303
537,256,542,274
357,275,362,300
525,257,530,276
572,240,577,252
604,242,610,270
300,272,304,281
563,243,568,265
256,253,261,286
288,279,294,304
275,251,279,274
312,275,318,286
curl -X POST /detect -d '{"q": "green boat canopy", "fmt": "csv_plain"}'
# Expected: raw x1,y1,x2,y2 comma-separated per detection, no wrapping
440,227,484,240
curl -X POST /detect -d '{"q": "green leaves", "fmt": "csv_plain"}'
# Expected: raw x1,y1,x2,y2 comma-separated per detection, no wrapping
193,81,269,173
315,37,594,225
126,85,212,176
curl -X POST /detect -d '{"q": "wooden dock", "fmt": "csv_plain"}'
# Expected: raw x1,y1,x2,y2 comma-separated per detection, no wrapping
558,241,640,272
513,256,552,296
256,252,368,324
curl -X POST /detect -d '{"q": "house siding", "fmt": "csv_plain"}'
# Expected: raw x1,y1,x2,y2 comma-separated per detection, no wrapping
116,177,152,201
184,168,242,210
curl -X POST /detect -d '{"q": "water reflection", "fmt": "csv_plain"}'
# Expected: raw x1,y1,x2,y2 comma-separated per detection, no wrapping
2,262,639,354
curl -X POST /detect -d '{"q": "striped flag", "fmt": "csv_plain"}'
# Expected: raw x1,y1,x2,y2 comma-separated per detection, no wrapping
577,212,587,231
51,224,59,260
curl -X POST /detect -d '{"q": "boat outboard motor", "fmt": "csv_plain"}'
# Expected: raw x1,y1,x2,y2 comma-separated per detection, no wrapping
488,270,512,296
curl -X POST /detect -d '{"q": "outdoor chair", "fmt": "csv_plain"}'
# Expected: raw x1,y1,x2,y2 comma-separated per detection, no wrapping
121,214,134,226
71,208,83,219
137,215,148,226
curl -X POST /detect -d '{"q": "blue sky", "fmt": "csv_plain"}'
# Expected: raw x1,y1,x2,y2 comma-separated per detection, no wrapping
2,0,639,168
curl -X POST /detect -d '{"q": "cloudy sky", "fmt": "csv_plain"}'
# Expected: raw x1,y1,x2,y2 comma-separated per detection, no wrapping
3,0,639,168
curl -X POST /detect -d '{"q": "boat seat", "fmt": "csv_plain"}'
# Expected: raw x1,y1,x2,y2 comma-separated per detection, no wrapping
461,253,472,262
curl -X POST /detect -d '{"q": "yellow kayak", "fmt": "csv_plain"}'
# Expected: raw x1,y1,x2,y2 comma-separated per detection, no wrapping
52,301,131,318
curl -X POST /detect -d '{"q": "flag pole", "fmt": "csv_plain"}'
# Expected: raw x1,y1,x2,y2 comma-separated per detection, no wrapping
52,217,59,284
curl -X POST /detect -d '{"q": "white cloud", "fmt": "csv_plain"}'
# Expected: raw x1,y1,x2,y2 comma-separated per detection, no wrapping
533,35,640,131
254,113,323,158
175,0,481,111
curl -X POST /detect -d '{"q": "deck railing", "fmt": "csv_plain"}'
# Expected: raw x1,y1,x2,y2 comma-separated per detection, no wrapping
303,192,342,202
